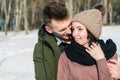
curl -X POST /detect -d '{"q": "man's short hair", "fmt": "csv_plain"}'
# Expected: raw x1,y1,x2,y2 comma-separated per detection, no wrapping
43,2,69,26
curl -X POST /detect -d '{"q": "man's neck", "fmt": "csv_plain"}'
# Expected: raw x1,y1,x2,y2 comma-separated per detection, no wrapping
53,35,71,45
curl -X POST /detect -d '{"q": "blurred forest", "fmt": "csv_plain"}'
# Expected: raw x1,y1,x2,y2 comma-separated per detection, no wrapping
0,0,120,35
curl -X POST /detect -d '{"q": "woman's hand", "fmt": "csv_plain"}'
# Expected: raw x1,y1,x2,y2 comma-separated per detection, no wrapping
86,42,105,60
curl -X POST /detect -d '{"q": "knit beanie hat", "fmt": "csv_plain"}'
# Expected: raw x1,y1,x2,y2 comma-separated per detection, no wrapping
72,9,102,39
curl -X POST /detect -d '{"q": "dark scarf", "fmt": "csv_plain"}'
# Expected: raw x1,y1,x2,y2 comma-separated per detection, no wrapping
65,39,117,66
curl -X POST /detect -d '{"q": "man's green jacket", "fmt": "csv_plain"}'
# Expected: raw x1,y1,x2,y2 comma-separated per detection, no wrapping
33,24,61,80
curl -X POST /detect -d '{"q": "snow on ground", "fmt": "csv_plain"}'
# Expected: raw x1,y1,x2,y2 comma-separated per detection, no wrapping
0,25,120,80
0,30,38,80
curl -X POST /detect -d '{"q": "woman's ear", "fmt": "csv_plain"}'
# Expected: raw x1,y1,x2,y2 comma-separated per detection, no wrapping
45,26,53,33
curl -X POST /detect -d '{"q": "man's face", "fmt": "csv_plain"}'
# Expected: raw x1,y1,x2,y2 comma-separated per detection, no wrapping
49,18,71,42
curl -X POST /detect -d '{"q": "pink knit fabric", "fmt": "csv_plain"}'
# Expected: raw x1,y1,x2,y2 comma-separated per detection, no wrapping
57,52,117,80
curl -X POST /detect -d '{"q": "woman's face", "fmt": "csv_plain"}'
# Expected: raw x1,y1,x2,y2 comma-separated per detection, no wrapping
71,22,89,48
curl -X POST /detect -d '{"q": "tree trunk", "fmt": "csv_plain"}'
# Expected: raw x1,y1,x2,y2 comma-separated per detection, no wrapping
31,0,36,30
65,0,73,18
3,0,12,35
109,1,113,25
23,0,29,34
87,0,91,9
103,0,108,25
0,0,4,31
15,0,20,32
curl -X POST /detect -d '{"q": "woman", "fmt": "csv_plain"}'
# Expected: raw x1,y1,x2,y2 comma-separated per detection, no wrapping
57,9,118,80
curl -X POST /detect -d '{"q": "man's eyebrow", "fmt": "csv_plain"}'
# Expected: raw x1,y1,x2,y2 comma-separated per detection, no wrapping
59,23,71,31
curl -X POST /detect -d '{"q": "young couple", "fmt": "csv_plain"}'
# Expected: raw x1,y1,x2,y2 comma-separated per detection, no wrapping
33,2,120,80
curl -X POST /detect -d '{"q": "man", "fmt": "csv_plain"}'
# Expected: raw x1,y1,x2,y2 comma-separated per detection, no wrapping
107,59,120,80
33,2,71,80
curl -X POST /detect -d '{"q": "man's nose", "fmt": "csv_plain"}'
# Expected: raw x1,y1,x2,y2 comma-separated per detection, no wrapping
66,28,71,34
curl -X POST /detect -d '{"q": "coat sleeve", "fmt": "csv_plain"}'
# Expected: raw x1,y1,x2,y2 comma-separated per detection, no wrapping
33,42,47,80
57,52,70,80
33,42,56,80
96,53,118,80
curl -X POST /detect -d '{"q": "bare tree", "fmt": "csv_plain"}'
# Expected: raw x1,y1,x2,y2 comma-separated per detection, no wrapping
2,0,12,35
23,0,29,34
31,0,37,30
65,0,73,18
87,0,91,9
108,0,113,25
0,0,4,31
103,0,108,25
15,0,21,32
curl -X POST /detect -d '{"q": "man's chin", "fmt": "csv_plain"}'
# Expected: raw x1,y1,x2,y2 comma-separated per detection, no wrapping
61,38,71,44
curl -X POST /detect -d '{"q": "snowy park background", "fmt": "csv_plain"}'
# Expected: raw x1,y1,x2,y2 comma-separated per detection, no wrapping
0,25,120,80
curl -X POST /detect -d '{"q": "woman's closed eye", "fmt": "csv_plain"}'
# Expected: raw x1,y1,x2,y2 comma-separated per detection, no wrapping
78,28,83,31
